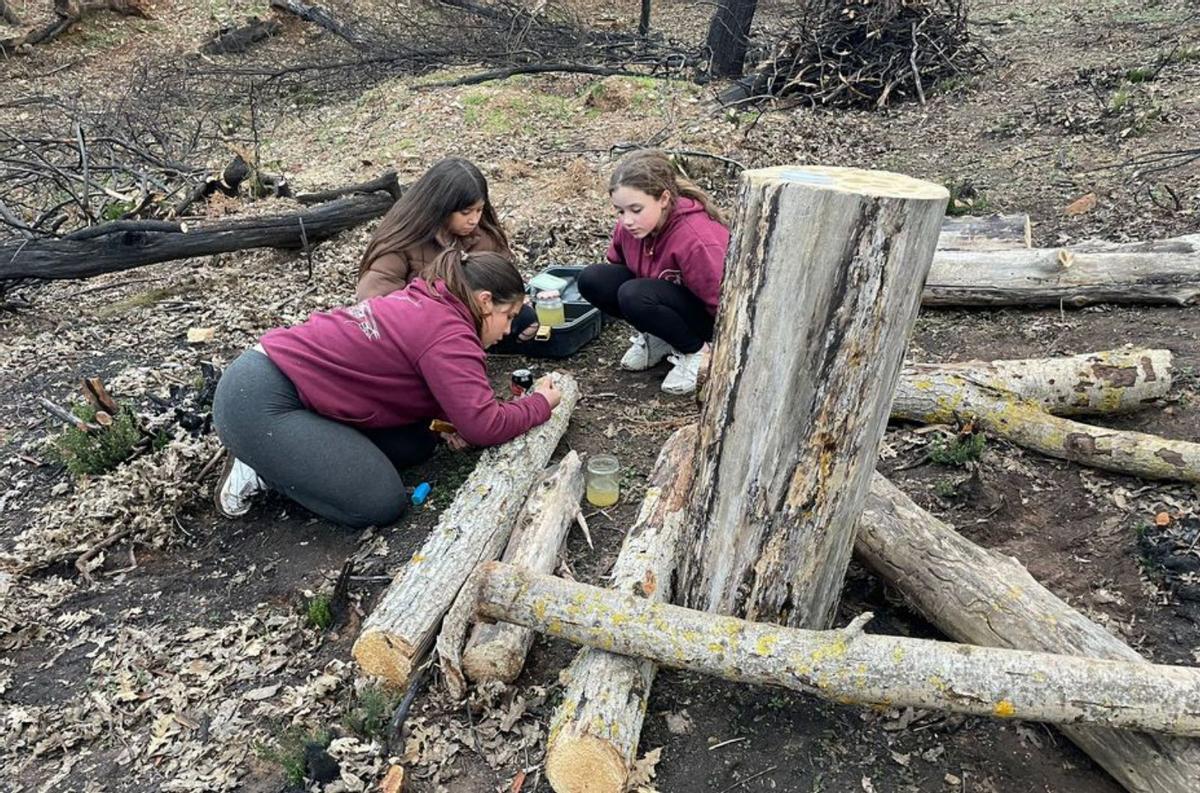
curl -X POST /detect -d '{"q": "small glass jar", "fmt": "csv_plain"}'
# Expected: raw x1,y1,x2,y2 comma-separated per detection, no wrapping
585,454,620,508
535,289,566,328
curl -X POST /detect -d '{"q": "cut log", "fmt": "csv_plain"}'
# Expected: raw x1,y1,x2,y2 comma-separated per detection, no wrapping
199,16,281,55
858,474,1200,793
937,213,1032,251
544,425,697,793
891,369,1200,483
679,165,948,627
0,192,393,281
458,451,585,685
898,348,1172,417
472,561,1200,736
354,374,578,687
924,239,1200,306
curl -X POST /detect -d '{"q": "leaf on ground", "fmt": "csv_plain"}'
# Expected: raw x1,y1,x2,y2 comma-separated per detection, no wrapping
627,746,663,790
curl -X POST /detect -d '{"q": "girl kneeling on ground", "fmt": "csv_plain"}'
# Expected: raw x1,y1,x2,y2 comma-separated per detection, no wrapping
212,250,562,528
578,149,730,395
356,157,538,342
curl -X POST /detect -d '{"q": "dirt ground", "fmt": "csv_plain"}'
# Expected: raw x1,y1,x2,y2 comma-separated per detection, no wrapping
2,0,1199,791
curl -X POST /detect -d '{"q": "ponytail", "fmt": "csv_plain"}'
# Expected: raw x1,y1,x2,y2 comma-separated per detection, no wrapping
609,149,728,227
425,249,525,335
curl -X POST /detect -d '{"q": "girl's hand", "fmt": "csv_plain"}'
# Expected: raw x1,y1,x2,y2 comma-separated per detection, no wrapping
534,376,562,410
441,431,471,451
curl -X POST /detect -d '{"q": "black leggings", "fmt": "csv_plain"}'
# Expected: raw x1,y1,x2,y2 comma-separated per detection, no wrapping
212,349,437,528
577,265,713,354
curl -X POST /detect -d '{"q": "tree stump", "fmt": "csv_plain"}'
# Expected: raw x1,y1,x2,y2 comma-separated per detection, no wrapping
679,165,947,627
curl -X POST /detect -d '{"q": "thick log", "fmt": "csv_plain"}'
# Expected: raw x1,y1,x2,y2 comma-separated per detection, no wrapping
269,0,376,50
924,238,1200,306
858,474,1200,793
472,561,1200,736
0,192,393,281
937,213,1032,251
200,16,282,55
355,374,578,687
544,425,698,793
891,368,1200,483
680,165,948,627
899,348,1173,417
458,451,585,685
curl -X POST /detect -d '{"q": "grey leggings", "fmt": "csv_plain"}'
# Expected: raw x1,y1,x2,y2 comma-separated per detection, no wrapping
212,349,437,528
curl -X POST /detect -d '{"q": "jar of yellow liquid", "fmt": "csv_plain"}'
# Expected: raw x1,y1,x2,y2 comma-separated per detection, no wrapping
586,454,620,508
535,289,566,328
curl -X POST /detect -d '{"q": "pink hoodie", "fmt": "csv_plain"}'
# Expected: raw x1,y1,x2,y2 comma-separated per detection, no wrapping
606,196,730,315
260,279,551,446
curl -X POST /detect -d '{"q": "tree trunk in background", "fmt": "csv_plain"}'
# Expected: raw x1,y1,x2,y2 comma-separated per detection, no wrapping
705,0,759,78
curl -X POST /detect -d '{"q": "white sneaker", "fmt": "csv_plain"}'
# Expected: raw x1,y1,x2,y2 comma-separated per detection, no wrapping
661,348,706,395
214,455,264,517
619,333,672,371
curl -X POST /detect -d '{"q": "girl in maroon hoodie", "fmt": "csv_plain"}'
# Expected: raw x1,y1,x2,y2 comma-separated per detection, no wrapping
211,250,562,528
578,149,730,395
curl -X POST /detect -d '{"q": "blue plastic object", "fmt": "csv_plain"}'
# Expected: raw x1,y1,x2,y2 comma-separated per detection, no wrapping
408,482,431,507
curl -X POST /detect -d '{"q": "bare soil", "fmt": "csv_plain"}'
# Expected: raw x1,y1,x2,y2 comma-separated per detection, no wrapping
1,1,1198,791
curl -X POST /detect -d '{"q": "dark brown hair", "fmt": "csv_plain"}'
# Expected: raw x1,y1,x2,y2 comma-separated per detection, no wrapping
425,249,525,336
358,158,510,278
608,149,728,226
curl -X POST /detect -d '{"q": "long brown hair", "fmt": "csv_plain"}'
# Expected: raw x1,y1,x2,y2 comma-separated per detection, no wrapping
609,149,728,226
359,158,511,278
424,249,525,336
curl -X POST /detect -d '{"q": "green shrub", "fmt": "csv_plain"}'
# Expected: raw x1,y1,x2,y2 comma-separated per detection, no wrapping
306,593,333,630
343,683,399,740
52,403,144,476
255,727,330,785
929,433,986,466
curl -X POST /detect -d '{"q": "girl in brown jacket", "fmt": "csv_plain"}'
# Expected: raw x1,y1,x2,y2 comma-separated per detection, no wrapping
356,157,537,340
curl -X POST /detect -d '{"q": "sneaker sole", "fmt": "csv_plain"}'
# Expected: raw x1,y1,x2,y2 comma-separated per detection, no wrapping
213,452,252,518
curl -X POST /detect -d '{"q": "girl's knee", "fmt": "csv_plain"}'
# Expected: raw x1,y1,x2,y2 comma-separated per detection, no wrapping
577,264,615,301
616,279,655,314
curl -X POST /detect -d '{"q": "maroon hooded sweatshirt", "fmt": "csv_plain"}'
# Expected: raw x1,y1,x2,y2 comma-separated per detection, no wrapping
605,196,730,315
260,279,551,446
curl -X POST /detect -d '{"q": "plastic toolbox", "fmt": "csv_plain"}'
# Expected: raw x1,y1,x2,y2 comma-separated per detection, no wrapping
490,265,605,359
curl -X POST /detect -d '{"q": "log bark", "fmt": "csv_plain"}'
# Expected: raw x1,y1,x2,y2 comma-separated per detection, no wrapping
705,0,759,78
200,16,281,55
924,238,1200,306
680,165,948,627
544,425,697,793
458,451,585,685
898,348,1173,418
937,213,1032,251
472,561,1200,736
0,192,393,281
891,367,1200,483
354,374,578,687
858,474,1200,793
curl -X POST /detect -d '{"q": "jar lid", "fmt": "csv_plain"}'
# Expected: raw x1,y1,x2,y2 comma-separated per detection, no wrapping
536,290,561,300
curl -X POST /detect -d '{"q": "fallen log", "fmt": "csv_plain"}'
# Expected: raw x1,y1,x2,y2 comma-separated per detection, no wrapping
937,213,1031,251
924,240,1200,307
891,369,1200,483
680,165,948,626
0,0,150,54
269,0,377,50
858,474,1200,793
898,348,1172,417
1,0,22,26
470,560,1200,736
355,374,578,687
0,191,393,281
544,425,697,793
199,16,281,55
458,451,584,686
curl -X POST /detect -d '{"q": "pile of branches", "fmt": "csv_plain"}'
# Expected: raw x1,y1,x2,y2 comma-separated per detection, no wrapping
742,0,986,109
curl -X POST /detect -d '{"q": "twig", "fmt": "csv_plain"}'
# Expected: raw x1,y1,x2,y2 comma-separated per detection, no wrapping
708,736,748,751
298,216,313,280
717,766,778,793
388,656,435,749
574,508,593,549
270,285,318,311
909,23,926,106
75,527,135,582
422,62,662,88
196,446,227,482
38,396,98,432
